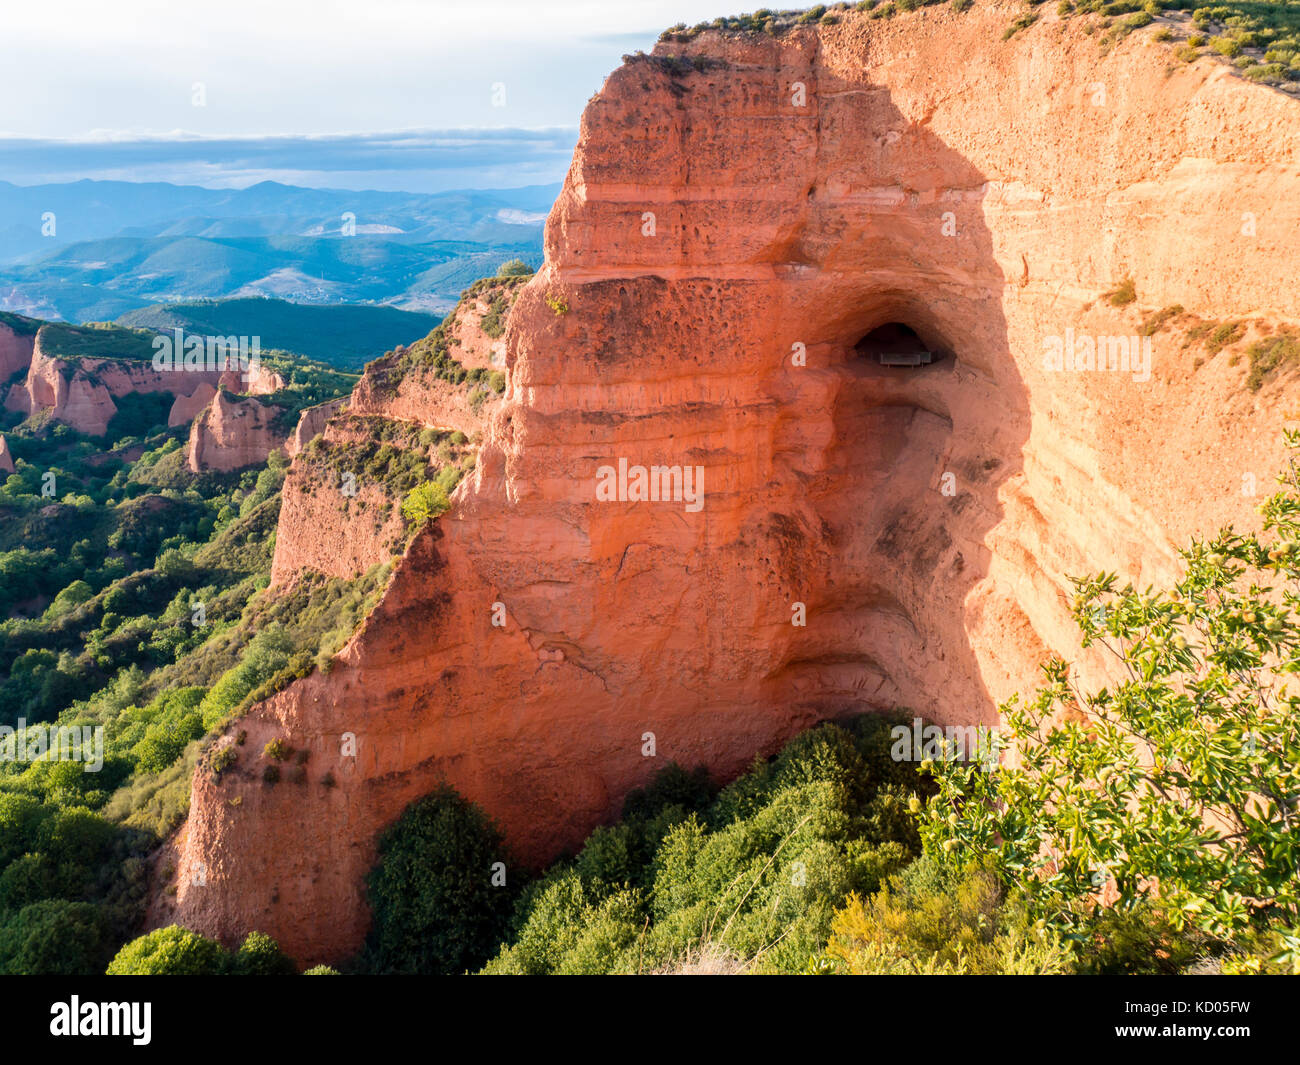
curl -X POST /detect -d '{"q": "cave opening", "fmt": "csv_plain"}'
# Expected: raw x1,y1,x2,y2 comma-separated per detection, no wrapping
855,322,941,368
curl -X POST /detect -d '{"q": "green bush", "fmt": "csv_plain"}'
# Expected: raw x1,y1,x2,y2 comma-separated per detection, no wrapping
362,786,515,974
924,432,1300,970
0,900,114,975
821,856,1072,974
400,481,450,527
1246,331,1300,391
484,715,933,975
106,925,230,975
1106,277,1137,306
234,930,296,974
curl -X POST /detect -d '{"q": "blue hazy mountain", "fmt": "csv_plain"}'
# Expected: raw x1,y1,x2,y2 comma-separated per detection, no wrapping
0,179,556,320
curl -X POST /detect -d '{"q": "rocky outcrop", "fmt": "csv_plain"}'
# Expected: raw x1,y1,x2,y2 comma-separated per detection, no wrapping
346,365,485,437
2,323,285,437
0,434,14,475
3,328,242,438
286,397,347,459
441,277,525,370
0,321,36,382
221,363,286,396
159,6,1300,963
167,383,218,427
267,287,508,587
186,390,288,472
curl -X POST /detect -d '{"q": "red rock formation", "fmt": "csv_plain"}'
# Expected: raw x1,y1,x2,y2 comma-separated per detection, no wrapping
269,412,411,585
185,389,288,472
346,365,485,433
158,6,1300,964
4,327,241,437
168,383,218,427
2,321,286,437
442,277,523,370
286,397,347,459
220,363,285,396
268,286,510,587
0,321,36,382
0,433,14,475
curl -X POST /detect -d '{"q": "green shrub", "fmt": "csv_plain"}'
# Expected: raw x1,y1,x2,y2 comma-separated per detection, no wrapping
106,925,230,975
1140,304,1183,335
484,715,933,975
1106,277,1137,306
1247,332,1300,391
821,856,1072,974
924,433,1300,969
1205,319,1245,354
362,786,515,974
0,900,114,975
209,746,237,777
233,930,296,974
400,481,450,527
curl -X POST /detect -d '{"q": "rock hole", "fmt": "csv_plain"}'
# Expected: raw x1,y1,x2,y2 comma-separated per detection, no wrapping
855,322,942,368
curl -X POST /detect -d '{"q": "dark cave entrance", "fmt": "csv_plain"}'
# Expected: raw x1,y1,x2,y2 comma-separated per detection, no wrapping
855,322,941,368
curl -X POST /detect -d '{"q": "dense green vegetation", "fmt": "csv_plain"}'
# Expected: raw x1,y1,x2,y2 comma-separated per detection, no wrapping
482,717,932,974
105,925,302,975
0,321,388,975
117,298,444,371
36,322,160,364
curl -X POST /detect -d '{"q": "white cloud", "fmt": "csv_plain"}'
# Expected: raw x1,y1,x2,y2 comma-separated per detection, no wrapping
0,0,725,138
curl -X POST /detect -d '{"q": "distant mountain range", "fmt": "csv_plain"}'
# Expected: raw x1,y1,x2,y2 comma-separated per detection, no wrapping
0,179,556,321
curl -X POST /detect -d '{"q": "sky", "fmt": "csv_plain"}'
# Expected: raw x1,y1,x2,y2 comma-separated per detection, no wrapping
0,0,730,192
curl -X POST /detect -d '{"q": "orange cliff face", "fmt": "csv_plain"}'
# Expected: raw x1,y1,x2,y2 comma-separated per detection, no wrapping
156,5,1300,964
185,389,289,473
0,322,36,381
2,325,243,438
268,285,515,587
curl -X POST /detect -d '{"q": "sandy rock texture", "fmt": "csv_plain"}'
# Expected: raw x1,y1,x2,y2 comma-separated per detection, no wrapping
185,389,288,472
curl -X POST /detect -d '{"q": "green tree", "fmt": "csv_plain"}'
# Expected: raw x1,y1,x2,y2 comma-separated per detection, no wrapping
924,431,1300,969
233,930,296,975
106,925,230,975
363,786,514,974
497,258,534,277
400,481,450,527
0,900,113,975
